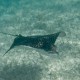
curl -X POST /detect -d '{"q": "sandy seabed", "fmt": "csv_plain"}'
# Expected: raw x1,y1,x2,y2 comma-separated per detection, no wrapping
0,0,80,80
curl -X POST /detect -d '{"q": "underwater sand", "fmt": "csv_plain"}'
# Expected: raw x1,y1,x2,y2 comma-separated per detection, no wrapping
0,0,80,80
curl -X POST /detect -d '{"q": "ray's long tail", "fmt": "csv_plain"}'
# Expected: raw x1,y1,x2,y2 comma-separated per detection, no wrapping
0,31,18,37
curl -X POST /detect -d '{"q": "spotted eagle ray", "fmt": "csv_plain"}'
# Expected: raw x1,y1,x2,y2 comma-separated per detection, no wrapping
0,31,66,56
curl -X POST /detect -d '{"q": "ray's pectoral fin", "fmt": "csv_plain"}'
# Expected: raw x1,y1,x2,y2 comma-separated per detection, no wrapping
3,48,12,56
3,42,15,56
59,31,66,37
3,34,22,56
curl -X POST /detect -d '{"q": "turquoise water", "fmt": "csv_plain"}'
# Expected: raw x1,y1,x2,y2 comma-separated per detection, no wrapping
0,0,80,80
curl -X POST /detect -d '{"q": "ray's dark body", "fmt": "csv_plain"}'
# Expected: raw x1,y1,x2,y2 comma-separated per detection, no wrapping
4,32,64,55
12,32,60,50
